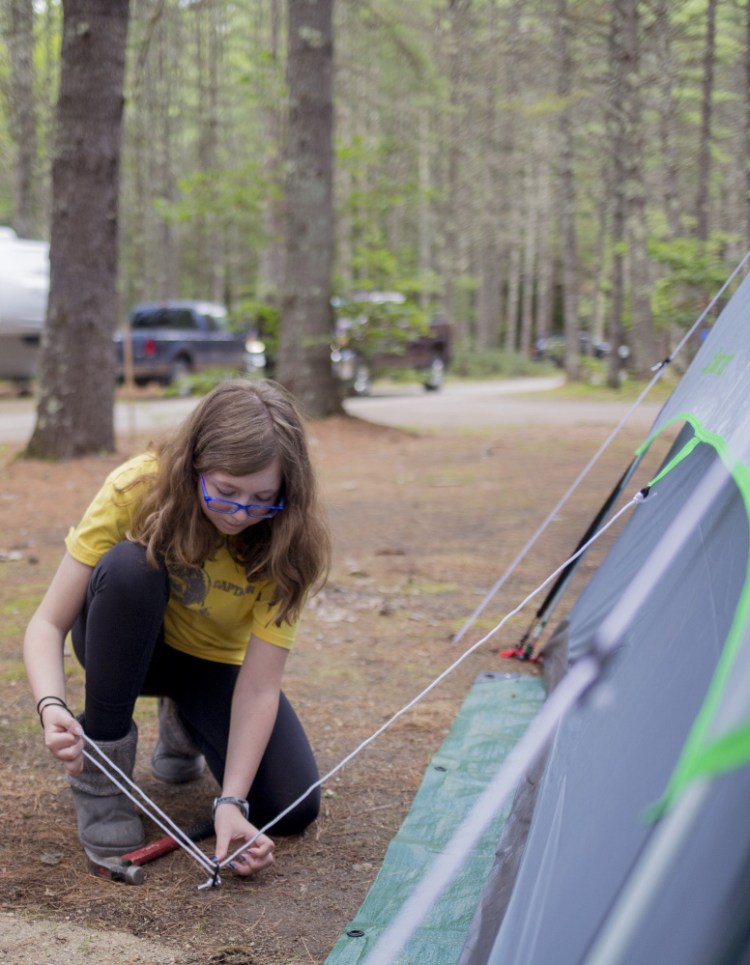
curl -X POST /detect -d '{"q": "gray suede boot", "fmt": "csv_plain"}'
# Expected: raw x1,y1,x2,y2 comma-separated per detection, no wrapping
67,721,144,857
151,697,205,784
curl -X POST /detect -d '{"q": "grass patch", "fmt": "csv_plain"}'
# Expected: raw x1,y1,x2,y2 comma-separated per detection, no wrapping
0,659,27,683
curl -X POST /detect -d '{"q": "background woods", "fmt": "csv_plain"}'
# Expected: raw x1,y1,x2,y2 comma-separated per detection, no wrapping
1,0,749,402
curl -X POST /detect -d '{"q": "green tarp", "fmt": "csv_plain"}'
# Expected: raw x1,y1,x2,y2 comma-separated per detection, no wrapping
326,672,545,965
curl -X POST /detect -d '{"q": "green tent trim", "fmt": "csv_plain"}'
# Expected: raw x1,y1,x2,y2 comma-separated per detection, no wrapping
637,413,750,817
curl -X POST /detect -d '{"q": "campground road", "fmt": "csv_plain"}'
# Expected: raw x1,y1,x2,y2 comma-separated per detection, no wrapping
343,377,663,430
0,378,664,445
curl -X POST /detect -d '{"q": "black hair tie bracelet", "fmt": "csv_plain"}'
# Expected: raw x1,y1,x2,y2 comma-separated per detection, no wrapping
36,695,71,727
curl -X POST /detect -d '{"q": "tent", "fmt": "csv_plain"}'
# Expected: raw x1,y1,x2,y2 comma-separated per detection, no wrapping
329,263,750,963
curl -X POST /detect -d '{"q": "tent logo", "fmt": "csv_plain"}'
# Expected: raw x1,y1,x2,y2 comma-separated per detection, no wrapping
701,352,734,375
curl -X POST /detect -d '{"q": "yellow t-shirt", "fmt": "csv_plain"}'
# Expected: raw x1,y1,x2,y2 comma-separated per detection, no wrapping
64,453,297,665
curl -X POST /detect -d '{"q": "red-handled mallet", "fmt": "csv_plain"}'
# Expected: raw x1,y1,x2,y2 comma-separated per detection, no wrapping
85,817,214,884
122,817,215,866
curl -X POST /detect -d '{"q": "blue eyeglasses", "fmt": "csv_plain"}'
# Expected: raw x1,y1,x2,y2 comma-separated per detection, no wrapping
199,474,285,520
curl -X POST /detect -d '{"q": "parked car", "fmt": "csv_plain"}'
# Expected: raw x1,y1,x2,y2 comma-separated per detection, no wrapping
533,332,610,367
115,300,260,388
331,292,453,396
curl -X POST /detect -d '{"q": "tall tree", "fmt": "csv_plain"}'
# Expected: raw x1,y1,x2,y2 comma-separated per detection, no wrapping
696,0,717,242
607,0,630,389
556,0,580,379
278,0,339,417
26,0,130,459
4,0,39,237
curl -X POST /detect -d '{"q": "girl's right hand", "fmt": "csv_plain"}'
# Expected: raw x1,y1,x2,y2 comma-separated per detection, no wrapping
41,706,85,775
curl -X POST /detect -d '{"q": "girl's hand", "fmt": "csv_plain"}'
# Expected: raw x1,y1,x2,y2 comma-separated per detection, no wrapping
41,706,84,775
214,806,275,877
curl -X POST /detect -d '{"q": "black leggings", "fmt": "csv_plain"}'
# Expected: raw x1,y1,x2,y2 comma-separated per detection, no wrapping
71,540,320,834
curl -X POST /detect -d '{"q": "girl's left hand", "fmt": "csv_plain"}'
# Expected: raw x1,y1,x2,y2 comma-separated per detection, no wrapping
214,806,275,877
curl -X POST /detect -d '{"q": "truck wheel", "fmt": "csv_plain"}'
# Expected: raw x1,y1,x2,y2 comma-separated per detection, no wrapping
169,357,192,396
351,361,372,396
423,355,444,391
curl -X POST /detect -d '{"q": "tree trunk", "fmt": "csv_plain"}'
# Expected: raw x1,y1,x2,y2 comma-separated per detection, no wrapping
534,143,554,346
5,0,40,238
26,0,130,459
520,160,537,357
622,0,656,376
607,0,629,389
695,0,717,242
655,0,681,239
259,0,285,305
476,0,502,351
440,0,469,343
278,0,340,417
556,0,580,380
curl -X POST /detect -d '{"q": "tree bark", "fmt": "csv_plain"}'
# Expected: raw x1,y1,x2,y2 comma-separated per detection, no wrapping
278,0,340,417
607,0,629,389
5,0,39,238
556,0,580,380
26,0,130,459
695,0,717,242
655,0,681,239
622,0,656,376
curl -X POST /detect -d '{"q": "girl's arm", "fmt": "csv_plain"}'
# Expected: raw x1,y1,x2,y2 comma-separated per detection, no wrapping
213,634,288,876
24,552,94,774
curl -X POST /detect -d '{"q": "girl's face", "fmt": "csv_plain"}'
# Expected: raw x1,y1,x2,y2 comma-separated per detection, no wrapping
198,460,284,536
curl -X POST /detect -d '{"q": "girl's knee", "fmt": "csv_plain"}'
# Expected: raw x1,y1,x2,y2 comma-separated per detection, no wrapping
268,786,320,837
92,541,169,603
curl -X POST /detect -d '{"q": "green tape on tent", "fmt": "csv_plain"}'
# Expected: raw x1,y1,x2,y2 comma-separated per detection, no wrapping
325,673,546,965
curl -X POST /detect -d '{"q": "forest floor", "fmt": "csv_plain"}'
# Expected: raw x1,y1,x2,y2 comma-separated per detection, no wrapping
0,388,671,964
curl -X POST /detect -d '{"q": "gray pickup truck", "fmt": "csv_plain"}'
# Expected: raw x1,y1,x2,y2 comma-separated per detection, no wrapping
115,300,256,387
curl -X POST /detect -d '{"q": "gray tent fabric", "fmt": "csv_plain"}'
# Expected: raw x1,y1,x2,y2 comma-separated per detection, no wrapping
481,441,749,965
460,268,750,964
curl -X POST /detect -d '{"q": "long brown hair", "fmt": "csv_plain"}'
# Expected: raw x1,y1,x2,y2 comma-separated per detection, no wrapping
128,379,330,624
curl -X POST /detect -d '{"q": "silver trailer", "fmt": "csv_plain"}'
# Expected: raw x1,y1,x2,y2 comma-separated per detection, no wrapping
0,227,49,385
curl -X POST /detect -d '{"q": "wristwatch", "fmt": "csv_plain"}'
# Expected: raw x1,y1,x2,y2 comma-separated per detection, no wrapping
212,795,250,820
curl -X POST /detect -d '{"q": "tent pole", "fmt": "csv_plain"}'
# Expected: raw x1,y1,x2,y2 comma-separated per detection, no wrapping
514,453,642,659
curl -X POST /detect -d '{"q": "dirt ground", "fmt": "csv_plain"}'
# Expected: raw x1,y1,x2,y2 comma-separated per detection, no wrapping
0,396,669,964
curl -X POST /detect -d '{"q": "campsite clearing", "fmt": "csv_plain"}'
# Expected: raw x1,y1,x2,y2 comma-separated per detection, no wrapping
0,399,665,964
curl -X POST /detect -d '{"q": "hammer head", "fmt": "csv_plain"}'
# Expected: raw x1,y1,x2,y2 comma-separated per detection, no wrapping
84,849,145,885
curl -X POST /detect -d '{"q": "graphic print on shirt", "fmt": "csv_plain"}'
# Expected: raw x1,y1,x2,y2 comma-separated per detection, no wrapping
169,564,211,611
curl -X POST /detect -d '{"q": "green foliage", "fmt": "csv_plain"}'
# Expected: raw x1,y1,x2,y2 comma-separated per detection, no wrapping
231,298,280,363
649,234,740,331
154,162,267,231
333,293,430,359
164,368,261,398
450,348,544,380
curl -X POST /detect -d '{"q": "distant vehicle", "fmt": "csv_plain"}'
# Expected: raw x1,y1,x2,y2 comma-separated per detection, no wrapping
0,227,49,390
533,332,610,367
115,300,261,389
331,291,453,396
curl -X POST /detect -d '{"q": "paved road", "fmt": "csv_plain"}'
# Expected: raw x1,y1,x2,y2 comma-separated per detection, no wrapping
0,395,200,444
343,377,664,430
0,378,664,444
